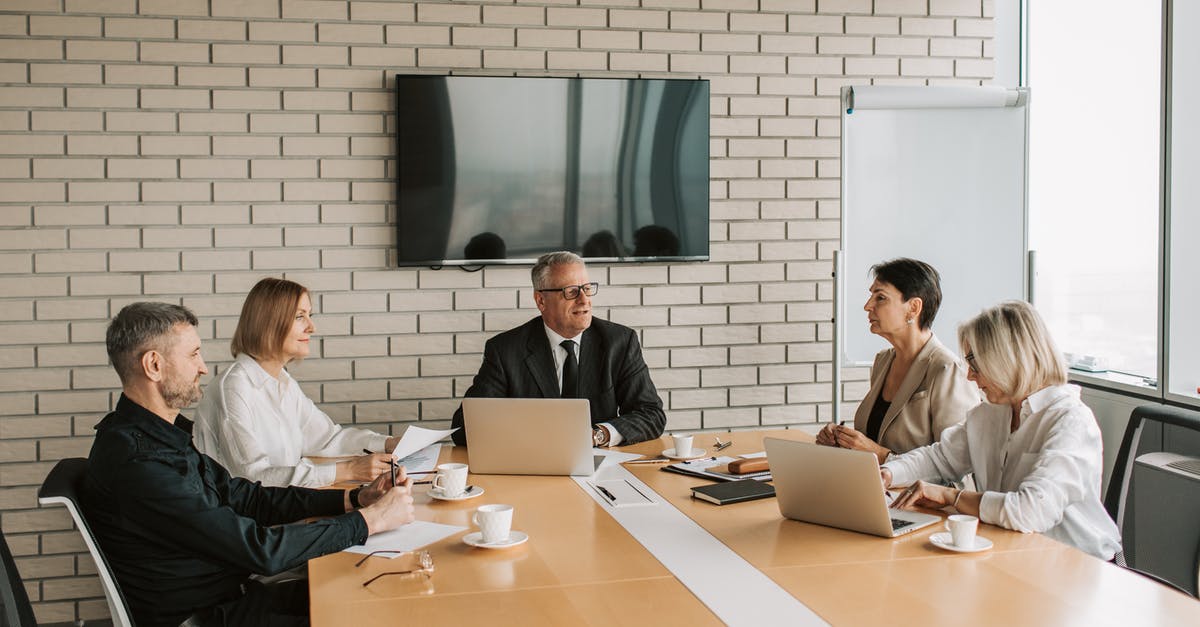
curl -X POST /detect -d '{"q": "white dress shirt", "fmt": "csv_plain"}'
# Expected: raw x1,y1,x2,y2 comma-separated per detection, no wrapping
883,384,1121,560
193,353,389,487
543,324,622,446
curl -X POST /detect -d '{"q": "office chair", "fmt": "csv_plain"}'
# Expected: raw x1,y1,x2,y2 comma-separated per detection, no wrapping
38,459,135,627
1104,404,1200,598
0,526,36,627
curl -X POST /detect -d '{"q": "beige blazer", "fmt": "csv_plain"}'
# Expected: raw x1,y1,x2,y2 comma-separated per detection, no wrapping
853,334,980,455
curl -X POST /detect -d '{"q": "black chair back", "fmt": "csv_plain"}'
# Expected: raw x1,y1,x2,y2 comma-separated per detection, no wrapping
0,527,36,627
38,458,135,627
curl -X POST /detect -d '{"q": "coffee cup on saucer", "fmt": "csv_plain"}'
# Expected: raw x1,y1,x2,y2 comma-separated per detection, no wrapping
473,504,514,544
671,433,695,456
432,463,469,498
945,514,979,549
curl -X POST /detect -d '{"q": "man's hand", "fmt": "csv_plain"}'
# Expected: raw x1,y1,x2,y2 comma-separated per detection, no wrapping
355,467,416,535
335,453,393,483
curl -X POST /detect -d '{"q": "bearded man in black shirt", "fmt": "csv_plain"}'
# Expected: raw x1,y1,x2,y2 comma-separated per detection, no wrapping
82,302,416,627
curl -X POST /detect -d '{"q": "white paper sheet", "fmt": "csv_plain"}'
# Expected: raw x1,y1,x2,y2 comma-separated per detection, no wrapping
592,448,643,469
573,466,827,626
390,426,457,461
395,443,441,478
342,520,466,557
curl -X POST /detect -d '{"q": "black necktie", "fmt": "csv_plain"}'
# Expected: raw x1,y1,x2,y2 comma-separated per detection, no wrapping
560,339,578,398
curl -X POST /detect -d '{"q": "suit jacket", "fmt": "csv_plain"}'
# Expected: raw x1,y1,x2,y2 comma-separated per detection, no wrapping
451,317,666,446
853,334,980,455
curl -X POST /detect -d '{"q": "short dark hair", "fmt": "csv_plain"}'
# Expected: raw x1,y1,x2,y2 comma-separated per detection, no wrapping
106,302,199,385
870,258,942,330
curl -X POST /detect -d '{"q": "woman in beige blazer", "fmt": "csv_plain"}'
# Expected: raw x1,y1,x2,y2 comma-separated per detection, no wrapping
815,258,979,463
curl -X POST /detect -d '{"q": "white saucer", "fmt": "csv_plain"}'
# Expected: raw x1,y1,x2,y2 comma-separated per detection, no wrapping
429,485,484,501
929,532,993,553
662,447,708,460
463,530,529,549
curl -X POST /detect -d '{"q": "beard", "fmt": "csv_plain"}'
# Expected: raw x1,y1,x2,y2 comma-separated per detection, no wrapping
159,372,202,409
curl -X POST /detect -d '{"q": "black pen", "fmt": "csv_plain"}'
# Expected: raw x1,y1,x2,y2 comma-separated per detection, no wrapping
596,485,617,501
363,448,397,486
833,421,845,448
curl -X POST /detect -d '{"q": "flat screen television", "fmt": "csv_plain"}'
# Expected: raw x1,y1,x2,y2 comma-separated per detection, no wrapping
395,74,710,267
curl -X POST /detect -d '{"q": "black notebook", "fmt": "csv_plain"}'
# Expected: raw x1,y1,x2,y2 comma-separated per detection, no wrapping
691,479,776,505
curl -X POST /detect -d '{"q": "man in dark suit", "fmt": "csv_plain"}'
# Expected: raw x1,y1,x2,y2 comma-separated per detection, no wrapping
451,251,665,447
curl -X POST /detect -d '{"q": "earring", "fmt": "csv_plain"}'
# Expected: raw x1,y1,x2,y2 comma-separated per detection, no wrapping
906,317,914,325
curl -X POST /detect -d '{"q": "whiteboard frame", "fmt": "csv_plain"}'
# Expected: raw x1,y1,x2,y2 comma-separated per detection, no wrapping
833,86,1031,422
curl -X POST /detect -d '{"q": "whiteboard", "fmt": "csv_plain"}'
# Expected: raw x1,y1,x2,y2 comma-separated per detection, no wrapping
839,86,1028,365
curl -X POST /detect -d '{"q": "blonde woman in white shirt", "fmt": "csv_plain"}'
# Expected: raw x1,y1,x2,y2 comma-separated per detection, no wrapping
194,277,399,487
885,300,1121,560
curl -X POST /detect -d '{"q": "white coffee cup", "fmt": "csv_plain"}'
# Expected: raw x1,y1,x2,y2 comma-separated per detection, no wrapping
944,514,979,549
671,433,694,456
473,504,514,544
432,462,469,497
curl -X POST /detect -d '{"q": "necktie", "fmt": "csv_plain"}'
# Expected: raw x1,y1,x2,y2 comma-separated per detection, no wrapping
560,339,578,398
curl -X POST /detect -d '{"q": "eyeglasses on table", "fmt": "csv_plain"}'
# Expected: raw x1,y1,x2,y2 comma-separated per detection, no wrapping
355,550,435,587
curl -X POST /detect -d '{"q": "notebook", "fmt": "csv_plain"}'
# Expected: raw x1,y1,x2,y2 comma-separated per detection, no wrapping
764,437,939,538
463,398,596,476
691,479,776,505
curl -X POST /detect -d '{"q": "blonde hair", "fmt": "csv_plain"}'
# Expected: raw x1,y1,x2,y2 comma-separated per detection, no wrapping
958,300,1067,402
230,277,308,362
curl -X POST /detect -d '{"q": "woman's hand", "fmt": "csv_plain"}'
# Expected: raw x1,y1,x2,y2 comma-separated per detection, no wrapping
336,453,394,483
825,422,892,461
814,423,839,447
890,479,957,510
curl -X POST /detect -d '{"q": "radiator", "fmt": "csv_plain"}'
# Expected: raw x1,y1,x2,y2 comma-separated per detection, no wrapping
1130,451,1200,596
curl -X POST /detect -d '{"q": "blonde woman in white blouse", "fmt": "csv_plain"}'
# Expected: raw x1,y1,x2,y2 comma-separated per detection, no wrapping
885,301,1121,560
194,277,399,487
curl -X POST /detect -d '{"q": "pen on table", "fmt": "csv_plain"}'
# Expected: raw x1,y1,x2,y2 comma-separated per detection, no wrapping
595,485,617,501
626,457,672,464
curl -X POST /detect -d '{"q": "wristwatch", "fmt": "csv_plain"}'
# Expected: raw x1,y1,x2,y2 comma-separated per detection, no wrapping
592,425,610,447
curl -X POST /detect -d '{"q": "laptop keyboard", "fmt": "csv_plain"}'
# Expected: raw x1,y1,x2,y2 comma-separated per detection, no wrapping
890,518,914,531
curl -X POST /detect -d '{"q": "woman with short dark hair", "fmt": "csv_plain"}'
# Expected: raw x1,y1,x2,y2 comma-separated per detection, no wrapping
194,277,398,487
815,258,979,462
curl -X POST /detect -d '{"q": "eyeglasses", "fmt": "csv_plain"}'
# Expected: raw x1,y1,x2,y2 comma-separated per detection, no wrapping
356,550,434,586
964,352,980,376
536,282,599,300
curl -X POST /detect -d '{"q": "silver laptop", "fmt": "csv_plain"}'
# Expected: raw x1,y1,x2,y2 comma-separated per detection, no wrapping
463,398,596,476
765,437,939,538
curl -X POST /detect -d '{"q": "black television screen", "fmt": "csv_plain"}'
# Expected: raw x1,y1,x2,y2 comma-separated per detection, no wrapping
395,75,710,266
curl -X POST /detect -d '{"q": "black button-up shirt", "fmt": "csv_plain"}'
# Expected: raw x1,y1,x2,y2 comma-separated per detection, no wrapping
82,395,368,627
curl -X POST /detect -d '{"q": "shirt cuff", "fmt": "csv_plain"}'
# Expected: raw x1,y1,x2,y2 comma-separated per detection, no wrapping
600,422,623,447
316,461,338,487
978,490,1006,525
365,433,390,454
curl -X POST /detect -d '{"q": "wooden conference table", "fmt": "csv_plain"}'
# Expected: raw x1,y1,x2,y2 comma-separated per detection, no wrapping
308,430,1200,626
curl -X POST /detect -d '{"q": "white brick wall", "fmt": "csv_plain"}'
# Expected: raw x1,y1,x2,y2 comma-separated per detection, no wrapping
0,0,991,621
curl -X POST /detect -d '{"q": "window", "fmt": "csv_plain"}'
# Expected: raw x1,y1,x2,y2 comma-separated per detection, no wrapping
1027,1,1163,382
1168,1,1200,402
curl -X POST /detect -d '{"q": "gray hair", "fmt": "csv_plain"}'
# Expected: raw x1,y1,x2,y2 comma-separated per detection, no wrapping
531,251,585,289
107,302,199,385
958,300,1067,402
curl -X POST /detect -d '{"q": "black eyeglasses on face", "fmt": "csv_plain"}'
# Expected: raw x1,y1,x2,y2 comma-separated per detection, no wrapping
965,352,980,376
536,282,599,300
357,550,434,586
